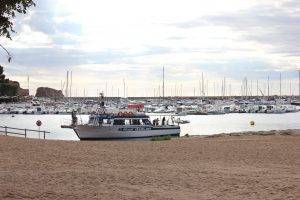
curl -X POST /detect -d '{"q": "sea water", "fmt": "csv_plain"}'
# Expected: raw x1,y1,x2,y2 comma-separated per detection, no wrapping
0,112,299,140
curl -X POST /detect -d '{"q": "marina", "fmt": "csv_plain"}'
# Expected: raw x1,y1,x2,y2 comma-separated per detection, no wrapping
0,110,299,140
1,0,300,199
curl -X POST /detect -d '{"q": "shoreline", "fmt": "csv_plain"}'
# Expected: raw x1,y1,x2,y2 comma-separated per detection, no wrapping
1,128,300,142
195,129,300,138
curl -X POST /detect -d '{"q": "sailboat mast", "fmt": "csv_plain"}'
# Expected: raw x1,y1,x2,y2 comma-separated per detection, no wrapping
180,84,183,97
267,76,270,98
298,70,300,97
256,80,259,96
223,77,226,97
290,81,292,96
162,66,165,98
27,75,29,95
280,72,282,97
105,82,108,97
123,79,125,98
201,73,204,96
70,71,72,97
66,71,69,97
245,77,247,97
213,82,215,97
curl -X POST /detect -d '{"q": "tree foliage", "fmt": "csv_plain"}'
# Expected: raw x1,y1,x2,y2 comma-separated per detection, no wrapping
0,0,36,40
0,1,34,96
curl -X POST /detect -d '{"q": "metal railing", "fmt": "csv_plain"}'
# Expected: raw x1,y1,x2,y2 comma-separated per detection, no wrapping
0,126,50,139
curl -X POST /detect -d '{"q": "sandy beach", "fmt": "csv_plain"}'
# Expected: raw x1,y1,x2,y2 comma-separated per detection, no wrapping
0,130,299,200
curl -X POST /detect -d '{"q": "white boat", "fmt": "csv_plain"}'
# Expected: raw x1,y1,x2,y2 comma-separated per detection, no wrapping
74,114,180,140
72,94,180,140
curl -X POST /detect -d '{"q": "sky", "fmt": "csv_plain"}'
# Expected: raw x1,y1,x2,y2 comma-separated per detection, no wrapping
0,0,299,96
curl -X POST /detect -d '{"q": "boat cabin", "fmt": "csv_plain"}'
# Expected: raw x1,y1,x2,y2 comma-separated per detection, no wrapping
88,114,152,127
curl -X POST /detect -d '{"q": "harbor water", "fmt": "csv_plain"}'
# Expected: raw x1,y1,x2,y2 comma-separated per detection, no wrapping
0,111,300,140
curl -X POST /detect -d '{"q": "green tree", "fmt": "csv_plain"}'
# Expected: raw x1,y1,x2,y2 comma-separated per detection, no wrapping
1,0,35,61
0,0,36,40
0,1,35,96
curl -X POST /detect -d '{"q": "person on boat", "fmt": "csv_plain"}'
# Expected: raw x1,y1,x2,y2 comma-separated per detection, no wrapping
162,117,166,126
71,110,77,126
152,119,156,126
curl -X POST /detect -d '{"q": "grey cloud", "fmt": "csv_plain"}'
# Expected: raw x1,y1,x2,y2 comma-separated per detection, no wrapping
18,0,82,43
0,47,128,76
1,45,172,76
172,3,300,57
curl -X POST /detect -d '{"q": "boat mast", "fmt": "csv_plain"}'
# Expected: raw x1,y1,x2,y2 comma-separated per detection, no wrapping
70,71,72,97
180,83,183,97
250,79,252,96
298,70,300,97
66,71,69,97
123,79,125,98
256,80,259,97
206,79,209,97
267,76,270,98
245,77,247,98
162,66,165,98
105,82,108,97
290,81,292,96
201,73,204,96
223,77,226,97
279,72,282,97
27,75,30,95
213,82,215,97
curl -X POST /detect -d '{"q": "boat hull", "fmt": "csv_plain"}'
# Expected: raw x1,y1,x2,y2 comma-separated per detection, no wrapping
74,125,180,140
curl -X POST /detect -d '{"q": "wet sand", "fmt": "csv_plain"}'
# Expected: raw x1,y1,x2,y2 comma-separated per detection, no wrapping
0,130,299,200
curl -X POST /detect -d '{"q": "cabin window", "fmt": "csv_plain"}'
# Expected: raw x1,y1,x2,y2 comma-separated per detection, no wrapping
113,119,125,125
142,119,151,125
131,119,141,125
103,119,112,124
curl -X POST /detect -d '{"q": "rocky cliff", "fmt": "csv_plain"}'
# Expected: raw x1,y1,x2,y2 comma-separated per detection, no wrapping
9,81,29,96
35,87,64,98
0,65,29,97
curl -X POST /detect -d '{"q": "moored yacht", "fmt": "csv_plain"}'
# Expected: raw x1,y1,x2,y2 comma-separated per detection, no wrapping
72,93,180,140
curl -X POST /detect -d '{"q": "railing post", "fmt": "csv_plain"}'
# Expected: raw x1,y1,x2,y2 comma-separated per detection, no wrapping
5,126,7,136
24,129,27,138
43,131,46,139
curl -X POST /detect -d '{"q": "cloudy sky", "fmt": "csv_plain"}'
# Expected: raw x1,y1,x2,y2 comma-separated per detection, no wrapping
0,0,299,96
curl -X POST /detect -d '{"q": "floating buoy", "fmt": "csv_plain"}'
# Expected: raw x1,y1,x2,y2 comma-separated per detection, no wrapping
36,120,42,127
250,121,255,126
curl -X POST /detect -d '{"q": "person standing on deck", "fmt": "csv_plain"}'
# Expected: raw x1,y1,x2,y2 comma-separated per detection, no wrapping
162,117,166,126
